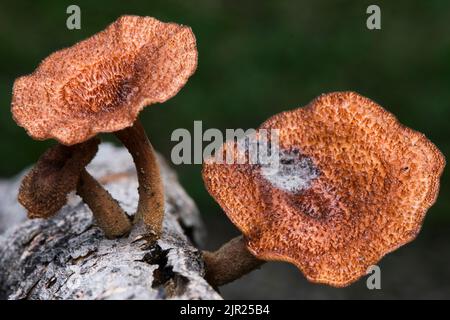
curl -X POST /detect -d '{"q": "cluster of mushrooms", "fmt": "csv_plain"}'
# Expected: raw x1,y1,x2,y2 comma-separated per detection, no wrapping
11,16,445,288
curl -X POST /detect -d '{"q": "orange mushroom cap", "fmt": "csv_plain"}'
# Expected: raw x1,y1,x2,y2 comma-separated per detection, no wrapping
11,15,197,145
202,91,445,287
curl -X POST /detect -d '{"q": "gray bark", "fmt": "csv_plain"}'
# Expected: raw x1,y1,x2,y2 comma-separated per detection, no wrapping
0,143,221,300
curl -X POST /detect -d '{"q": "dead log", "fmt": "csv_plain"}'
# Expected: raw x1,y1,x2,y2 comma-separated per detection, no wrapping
0,143,221,300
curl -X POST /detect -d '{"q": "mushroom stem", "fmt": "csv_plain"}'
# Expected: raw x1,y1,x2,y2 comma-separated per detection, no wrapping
115,120,165,238
203,236,265,287
77,169,132,239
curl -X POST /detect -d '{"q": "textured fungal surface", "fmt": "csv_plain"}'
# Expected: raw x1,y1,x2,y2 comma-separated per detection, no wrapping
202,91,445,287
18,138,100,219
11,15,197,145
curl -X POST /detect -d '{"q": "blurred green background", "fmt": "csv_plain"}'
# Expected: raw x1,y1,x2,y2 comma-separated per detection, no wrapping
0,0,449,298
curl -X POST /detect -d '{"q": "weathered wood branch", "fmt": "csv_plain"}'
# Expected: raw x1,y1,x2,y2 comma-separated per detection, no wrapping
0,143,221,300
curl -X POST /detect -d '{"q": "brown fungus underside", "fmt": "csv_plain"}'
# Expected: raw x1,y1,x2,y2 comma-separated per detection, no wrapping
202,91,445,287
19,138,100,219
11,15,197,146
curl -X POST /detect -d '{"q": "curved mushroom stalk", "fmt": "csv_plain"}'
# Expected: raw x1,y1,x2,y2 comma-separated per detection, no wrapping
115,120,165,238
18,139,131,239
77,169,131,238
203,236,264,287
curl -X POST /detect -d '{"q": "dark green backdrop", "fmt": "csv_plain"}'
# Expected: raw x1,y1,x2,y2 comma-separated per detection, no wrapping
0,0,448,298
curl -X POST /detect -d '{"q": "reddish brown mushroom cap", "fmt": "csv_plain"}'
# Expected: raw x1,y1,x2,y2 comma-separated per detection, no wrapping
11,15,197,145
202,91,445,287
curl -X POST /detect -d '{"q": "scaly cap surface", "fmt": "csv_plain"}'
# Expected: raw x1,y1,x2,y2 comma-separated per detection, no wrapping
203,91,445,287
12,15,197,145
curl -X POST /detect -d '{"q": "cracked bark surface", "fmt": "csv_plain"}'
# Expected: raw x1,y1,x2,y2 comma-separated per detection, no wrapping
0,143,221,300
